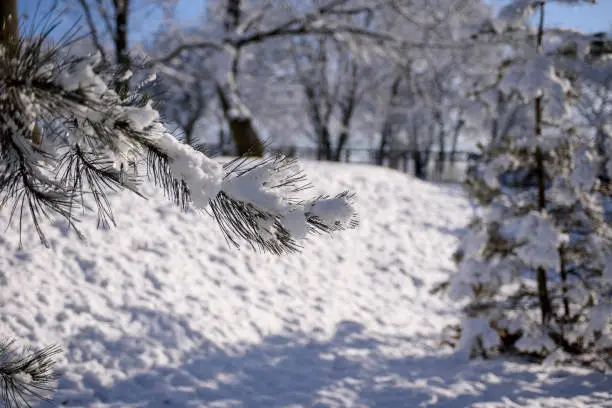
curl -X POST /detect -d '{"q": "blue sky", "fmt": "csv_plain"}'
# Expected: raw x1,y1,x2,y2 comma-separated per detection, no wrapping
18,0,612,42
545,2,611,33
489,0,612,33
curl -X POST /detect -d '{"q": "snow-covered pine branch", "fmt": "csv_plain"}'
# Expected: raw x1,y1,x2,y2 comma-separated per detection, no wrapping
0,31,357,253
0,340,61,408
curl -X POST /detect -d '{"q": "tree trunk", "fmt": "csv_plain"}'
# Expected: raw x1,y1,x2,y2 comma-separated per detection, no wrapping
1,0,42,145
312,111,331,161
333,130,348,162
434,111,446,180
377,76,402,166
333,104,354,162
112,0,130,98
219,2,265,157
449,119,464,167
225,0,241,31
559,247,570,319
413,150,427,180
317,128,332,161
436,117,446,179
227,117,264,156
377,122,390,166
596,129,611,183
491,91,502,143
534,2,552,326
0,0,18,45
218,124,226,155
183,116,197,146
216,85,264,157
437,145,446,179
388,150,400,170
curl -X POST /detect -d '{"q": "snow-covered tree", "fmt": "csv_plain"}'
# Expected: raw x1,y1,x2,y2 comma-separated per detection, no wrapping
372,0,489,177
150,0,394,156
438,0,612,369
151,28,219,147
0,2,358,405
289,32,381,161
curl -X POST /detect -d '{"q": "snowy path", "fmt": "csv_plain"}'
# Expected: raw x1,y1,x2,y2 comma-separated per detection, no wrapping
1,162,610,407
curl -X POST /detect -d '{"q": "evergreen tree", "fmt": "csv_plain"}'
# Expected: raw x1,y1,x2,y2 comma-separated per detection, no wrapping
439,0,612,369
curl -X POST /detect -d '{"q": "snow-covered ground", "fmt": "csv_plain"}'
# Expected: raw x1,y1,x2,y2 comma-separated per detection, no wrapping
1,161,611,407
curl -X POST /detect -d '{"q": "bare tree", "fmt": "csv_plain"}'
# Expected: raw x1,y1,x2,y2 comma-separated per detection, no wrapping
375,74,402,165
291,37,364,161
72,0,180,95
151,0,393,157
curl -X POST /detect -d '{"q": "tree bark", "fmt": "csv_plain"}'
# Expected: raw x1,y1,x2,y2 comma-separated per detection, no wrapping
332,57,358,162
333,129,349,162
216,85,264,156
377,76,402,166
317,128,332,161
0,0,18,45
333,99,355,162
225,0,241,32
435,112,446,178
377,121,391,166
413,150,428,179
449,118,464,167
112,0,130,97
219,2,264,157
1,0,42,145
183,116,197,146
534,2,552,326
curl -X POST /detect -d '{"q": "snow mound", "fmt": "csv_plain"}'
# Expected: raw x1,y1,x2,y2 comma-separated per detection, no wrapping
1,161,610,407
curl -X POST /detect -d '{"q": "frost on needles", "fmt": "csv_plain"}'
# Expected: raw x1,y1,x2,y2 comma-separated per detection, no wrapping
0,35,358,254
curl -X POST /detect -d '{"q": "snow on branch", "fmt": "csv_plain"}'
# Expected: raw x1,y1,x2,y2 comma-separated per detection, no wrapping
0,340,61,408
210,155,357,254
0,32,357,253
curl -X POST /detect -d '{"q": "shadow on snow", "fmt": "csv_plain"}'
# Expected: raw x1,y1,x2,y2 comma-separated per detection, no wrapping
53,319,612,407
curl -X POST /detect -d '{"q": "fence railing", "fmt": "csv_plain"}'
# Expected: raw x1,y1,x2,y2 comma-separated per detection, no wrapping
199,143,481,183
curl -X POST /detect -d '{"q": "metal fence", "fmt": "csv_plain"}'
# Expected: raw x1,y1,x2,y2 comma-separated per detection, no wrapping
201,143,481,183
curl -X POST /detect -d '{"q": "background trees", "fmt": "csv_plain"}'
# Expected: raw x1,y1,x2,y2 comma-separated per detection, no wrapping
2,0,612,405
82,0,486,168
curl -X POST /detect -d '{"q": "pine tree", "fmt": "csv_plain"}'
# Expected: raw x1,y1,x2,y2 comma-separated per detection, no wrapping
0,3,358,406
438,0,612,369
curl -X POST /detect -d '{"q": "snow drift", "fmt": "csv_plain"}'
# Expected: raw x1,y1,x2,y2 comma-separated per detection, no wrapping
0,161,610,407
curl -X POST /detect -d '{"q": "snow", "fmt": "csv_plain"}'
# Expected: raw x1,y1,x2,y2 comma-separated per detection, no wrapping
456,317,500,357
497,0,536,30
306,196,355,229
571,145,599,191
1,162,611,407
153,130,224,208
56,60,107,96
499,56,571,121
501,211,569,270
123,102,161,132
221,162,289,213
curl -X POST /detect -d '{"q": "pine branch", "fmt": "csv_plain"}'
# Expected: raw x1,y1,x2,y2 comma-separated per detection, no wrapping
144,145,191,211
0,340,61,408
1,26,358,254
210,155,357,254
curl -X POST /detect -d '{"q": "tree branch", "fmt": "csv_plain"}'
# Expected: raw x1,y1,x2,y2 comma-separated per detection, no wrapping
75,0,108,63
